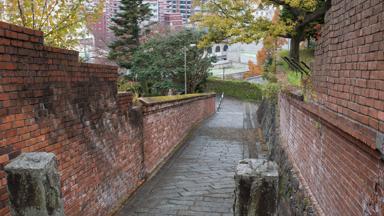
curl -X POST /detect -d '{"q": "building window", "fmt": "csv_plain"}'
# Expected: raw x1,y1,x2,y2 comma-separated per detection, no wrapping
223,45,229,52
207,47,212,54
215,46,220,53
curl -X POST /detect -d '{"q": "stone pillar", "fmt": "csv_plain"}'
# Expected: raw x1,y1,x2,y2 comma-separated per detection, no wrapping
234,159,278,216
4,152,64,216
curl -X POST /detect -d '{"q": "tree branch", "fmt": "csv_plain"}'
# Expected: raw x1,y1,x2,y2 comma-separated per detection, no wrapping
31,0,35,29
16,0,26,26
211,0,237,20
298,0,331,28
44,2,82,37
268,0,302,17
38,0,60,30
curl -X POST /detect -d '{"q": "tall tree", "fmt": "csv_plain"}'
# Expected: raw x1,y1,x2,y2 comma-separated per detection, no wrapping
192,0,331,61
0,0,103,48
131,30,214,95
108,0,151,69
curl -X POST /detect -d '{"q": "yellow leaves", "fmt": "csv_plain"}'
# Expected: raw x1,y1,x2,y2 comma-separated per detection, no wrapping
283,0,319,11
192,0,275,46
192,0,296,47
0,1,5,20
193,0,323,48
2,0,104,49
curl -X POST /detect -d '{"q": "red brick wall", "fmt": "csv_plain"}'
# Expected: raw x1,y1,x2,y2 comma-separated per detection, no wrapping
277,0,384,215
279,94,384,215
312,0,384,149
117,92,133,112
0,21,216,216
142,96,216,173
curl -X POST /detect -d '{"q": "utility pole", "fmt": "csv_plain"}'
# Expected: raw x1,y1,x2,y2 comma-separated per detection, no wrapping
184,47,187,94
183,44,196,95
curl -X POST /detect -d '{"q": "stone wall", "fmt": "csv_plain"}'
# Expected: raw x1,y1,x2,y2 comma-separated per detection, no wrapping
0,21,216,216
257,100,317,216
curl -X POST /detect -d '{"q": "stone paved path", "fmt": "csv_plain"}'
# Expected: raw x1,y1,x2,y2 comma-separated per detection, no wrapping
115,98,258,216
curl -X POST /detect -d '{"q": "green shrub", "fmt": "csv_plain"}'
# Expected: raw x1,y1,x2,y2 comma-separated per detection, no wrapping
287,71,301,87
261,82,281,102
205,77,263,101
117,76,141,92
277,48,314,87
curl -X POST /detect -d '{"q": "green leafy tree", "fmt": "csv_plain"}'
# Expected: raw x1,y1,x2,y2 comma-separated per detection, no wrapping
0,0,103,48
131,30,214,95
192,0,331,61
108,0,151,69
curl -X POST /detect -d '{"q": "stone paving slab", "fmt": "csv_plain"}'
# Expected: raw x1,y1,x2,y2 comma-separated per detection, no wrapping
115,98,258,216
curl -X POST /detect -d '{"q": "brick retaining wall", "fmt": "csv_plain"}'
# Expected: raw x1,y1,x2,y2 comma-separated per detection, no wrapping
0,21,216,216
141,95,216,173
312,0,384,152
279,94,384,215
277,0,384,215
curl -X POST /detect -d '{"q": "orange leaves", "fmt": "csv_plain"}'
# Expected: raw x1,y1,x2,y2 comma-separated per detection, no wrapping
257,47,267,66
243,60,262,79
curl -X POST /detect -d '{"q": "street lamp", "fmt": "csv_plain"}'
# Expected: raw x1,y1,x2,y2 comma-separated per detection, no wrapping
184,44,196,94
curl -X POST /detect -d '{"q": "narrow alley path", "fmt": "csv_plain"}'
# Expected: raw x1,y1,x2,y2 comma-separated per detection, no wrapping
115,98,258,216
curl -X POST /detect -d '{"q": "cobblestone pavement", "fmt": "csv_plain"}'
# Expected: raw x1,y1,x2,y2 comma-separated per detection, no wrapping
115,98,258,216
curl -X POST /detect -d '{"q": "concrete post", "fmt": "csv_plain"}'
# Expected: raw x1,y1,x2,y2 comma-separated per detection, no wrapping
234,159,278,216
4,152,64,216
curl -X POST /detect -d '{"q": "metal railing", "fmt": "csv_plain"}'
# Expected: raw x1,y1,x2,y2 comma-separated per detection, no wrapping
217,92,224,111
282,56,311,76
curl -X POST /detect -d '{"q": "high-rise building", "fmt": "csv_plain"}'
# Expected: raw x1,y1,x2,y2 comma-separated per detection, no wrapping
90,0,160,49
165,0,193,24
90,0,120,48
158,0,169,22
145,0,160,23
91,13,108,48
164,13,184,29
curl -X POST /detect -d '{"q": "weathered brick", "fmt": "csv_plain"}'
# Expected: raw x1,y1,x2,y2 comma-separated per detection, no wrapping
0,20,216,216
281,1,384,214
0,38,10,46
0,63,16,70
379,111,384,121
279,95,384,216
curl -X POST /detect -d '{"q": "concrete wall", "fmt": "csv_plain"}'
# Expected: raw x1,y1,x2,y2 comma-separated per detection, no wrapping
0,21,216,216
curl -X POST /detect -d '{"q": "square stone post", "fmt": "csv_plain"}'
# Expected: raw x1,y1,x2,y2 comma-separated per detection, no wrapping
4,152,64,216
234,159,279,216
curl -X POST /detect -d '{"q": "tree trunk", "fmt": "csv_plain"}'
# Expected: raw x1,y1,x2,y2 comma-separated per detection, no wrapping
289,27,305,62
289,36,300,62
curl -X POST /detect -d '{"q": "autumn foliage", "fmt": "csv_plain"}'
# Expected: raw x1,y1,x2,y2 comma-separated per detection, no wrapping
243,60,262,79
243,9,287,79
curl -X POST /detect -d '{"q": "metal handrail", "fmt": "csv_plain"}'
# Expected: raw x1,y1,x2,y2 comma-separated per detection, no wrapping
282,56,311,75
217,92,224,111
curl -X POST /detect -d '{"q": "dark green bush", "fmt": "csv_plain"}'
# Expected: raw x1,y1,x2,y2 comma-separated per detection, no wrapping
117,76,141,93
205,78,263,101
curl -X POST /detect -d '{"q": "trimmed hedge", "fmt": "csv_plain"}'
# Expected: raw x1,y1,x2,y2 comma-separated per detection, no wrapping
205,78,263,101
